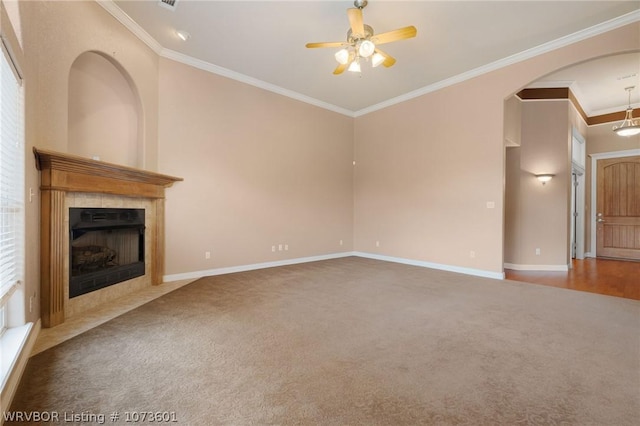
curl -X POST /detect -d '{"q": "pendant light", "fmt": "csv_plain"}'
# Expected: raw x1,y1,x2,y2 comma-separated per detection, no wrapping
613,86,640,137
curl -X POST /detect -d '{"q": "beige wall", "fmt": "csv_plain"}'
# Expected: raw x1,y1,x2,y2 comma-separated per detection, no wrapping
504,146,522,262
354,23,639,275
158,58,354,274
505,100,571,267
354,82,505,273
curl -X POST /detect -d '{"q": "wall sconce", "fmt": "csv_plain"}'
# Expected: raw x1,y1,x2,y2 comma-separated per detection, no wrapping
536,174,554,185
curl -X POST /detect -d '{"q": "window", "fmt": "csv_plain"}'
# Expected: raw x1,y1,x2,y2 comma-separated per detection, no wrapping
0,36,24,336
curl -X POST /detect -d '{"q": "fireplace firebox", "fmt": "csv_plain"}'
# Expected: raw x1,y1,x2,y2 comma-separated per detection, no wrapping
69,208,145,298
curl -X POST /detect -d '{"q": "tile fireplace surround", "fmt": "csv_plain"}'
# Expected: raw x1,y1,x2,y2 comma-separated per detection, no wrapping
34,148,182,328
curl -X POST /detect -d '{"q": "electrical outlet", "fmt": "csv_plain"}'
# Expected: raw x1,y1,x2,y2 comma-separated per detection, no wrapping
339,239,343,246
278,244,283,251
205,251,211,259
535,248,541,255
284,244,288,251
271,246,276,252
376,241,380,247
470,251,475,258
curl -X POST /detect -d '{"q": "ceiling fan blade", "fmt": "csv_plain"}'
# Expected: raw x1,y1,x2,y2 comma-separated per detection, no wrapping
375,49,396,67
333,62,348,75
372,26,417,45
306,41,346,49
347,8,365,37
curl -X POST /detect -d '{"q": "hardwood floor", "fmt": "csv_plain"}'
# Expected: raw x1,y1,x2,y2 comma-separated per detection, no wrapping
505,258,640,300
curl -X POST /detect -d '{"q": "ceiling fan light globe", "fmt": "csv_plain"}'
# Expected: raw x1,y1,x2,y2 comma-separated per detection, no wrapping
371,52,385,67
358,40,375,58
348,59,361,73
334,48,350,65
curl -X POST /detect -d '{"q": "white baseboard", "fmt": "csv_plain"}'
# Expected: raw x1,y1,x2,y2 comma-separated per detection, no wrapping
164,251,356,282
1,319,40,422
355,252,505,280
165,251,506,282
504,263,569,272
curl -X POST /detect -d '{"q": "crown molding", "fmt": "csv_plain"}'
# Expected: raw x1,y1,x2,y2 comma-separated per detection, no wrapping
95,0,354,116
96,1,639,118
589,108,640,126
354,9,640,117
525,80,639,117
96,0,163,54
160,49,355,117
516,87,640,126
525,80,590,112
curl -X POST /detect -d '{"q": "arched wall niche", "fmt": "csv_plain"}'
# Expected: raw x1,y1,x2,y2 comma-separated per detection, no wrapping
68,50,143,167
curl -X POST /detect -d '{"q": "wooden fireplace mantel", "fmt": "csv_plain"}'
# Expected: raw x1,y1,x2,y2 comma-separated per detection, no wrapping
34,148,182,198
34,148,183,327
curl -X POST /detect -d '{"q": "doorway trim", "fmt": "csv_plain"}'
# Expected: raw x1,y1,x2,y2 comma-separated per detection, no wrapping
588,148,640,256
571,128,586,262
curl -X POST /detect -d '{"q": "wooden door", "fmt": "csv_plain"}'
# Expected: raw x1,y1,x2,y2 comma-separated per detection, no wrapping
596,156,640,260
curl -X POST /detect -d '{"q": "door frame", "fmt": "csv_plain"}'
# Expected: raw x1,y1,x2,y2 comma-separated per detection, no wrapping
571,168,585,260
571,128,586,262
589,148,640,257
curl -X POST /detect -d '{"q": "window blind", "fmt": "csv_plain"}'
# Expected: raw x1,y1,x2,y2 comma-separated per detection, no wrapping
0,37,24,306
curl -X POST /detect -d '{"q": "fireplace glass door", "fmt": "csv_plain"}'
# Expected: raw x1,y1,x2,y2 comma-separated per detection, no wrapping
69,208,145,298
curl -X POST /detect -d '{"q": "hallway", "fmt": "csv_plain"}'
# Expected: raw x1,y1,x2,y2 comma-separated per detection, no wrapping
505,258,639,300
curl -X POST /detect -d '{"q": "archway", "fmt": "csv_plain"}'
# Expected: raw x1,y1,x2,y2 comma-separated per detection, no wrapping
503,52,640,297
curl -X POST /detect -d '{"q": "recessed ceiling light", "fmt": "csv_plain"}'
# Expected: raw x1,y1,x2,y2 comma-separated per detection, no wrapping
176,30,191,41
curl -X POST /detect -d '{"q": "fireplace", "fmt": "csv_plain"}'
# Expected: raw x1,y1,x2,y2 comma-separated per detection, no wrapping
69,208,145,298
35,148,182,327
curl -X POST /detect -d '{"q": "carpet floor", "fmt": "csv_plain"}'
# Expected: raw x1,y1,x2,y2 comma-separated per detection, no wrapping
8,257,640,425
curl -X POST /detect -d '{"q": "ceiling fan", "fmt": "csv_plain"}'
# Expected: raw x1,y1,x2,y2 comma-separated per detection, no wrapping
305,0,417,75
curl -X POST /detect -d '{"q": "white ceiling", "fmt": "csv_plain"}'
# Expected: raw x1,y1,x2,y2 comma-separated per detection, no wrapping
534,52,639,116
105,0,640,117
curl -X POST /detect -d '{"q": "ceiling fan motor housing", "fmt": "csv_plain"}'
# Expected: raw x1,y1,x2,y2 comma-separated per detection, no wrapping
347,24,374,43
354,0,368,9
